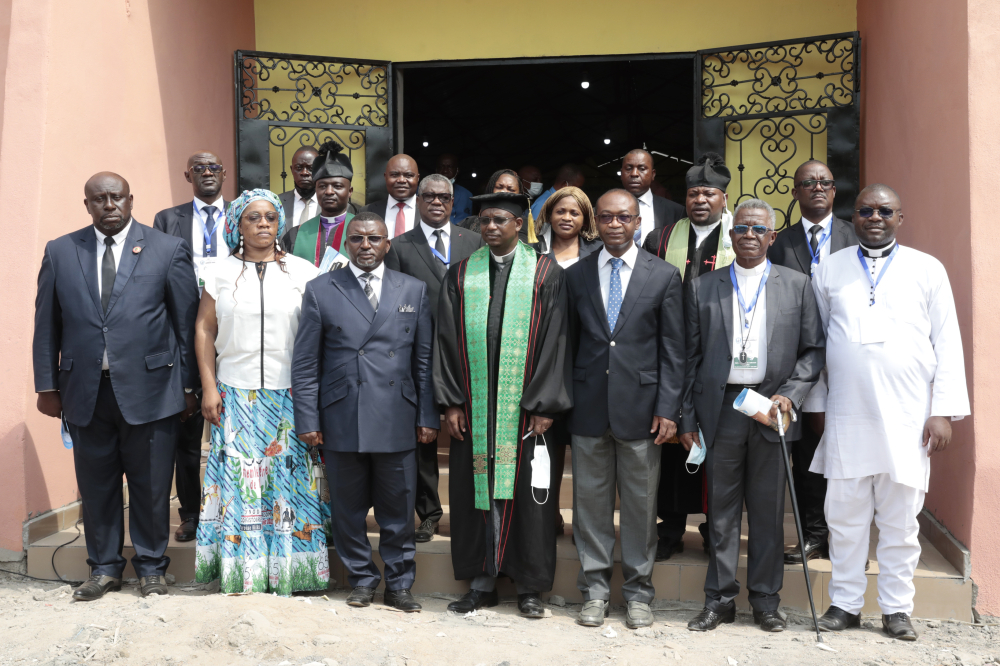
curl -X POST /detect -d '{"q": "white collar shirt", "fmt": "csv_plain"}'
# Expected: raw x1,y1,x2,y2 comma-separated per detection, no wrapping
349,261,385,304
95,219,133,369
386,195,418,239
192,196,226,260
420,221,451,262
693,220,722,249
637,188,656,245
727,260,768,384
291,190,318,228
800,212,834,264
597,242,639,311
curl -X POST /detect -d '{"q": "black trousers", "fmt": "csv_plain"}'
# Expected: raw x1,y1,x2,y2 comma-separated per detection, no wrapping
704,390,785,613
415,437,443,523
67,375,177,578
792,413,828,541
174,408,204,523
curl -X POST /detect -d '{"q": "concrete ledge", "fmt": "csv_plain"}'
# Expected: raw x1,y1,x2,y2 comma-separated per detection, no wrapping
919,508,971,580
24,500,82,547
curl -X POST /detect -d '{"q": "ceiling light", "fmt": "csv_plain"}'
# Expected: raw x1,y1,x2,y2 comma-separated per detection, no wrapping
617,171,621,176
604,138,611,145
471,172,477,178
581,71,590,89
422,140,429,147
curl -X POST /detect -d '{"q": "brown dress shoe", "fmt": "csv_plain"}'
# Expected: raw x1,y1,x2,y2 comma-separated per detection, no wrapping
174,518,197,542
73,575,122,601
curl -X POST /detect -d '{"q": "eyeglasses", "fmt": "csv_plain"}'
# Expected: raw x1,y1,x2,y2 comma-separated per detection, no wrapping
419,192,453,203
797,179,834,190
347,234,387,245
244,212,279,223
596,213,637,225
477,215,516,227
855,206,897,219
732,224,771,236
191,164,224,174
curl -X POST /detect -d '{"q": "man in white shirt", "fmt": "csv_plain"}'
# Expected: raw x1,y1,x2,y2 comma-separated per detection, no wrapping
363,154,421,239
811,184,970,641
620,149,686,245
680,199,824,633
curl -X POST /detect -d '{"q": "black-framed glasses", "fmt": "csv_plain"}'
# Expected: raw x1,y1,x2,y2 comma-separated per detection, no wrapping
797,179,834,189
191,164,224,174
732,224,770,236
419,192,453,203
347,234,387,245
855,206,897,219
597,213,637,225
244,212,279,223
477,215,516,227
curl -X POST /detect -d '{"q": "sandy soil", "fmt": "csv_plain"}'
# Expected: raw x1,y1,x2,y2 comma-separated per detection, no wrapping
0,575,997,666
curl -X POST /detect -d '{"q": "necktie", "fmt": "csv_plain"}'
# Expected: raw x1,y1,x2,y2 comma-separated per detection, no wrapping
433,229,447,260
360,273,378,313
101,235,116,313
607,257,624,331
299,198,313,226
203,205,218,257
809,225,821,255
633,226,642,245
394,202,406,238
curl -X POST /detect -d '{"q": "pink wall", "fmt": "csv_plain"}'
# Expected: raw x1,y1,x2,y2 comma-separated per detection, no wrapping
0,0,254,553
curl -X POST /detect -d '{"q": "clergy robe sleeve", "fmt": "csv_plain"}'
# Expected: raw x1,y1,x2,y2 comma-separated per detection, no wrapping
291,281,324,434
774,274,826,409
164,238,200,389
680,279,702,435
518,264,573,419
656,266,686,421
433,267,468,409
32,243,62,392
927,263,970,419
642,228,663,256
410,281,440,428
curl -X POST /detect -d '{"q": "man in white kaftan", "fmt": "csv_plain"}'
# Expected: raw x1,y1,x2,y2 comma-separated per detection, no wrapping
809,184,969,641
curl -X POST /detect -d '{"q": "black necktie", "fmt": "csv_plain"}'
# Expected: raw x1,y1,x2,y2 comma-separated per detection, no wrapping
101,235,116,313
433,229,447,260
203,205,219,257
809,225,821,255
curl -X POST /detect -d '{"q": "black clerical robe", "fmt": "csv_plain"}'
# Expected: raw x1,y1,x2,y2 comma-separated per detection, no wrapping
434,248,572,591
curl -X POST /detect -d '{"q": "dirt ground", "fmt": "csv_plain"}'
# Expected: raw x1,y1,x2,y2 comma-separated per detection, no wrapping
0,574,997,666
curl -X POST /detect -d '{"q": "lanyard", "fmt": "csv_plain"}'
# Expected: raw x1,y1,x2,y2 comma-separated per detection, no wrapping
806,223,832,266
429,243,450,265
856,244,899,305
729,260,771,330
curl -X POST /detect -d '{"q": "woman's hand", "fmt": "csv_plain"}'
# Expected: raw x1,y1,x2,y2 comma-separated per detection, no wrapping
201,387,223,426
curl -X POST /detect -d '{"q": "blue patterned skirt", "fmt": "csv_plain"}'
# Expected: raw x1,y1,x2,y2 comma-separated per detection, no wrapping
195,383,332,595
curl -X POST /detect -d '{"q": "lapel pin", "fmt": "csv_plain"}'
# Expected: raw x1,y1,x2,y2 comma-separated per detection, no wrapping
132,246,142,254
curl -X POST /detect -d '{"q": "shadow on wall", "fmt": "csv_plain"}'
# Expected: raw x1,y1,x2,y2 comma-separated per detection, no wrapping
23,425,57,532
146,0,255,205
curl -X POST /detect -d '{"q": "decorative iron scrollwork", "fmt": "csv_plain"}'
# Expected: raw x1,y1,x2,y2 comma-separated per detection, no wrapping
239,54,388,127
268,126,368,193
702,36,856,119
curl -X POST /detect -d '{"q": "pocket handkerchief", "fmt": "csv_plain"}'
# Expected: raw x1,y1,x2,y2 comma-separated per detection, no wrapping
398,304,416,313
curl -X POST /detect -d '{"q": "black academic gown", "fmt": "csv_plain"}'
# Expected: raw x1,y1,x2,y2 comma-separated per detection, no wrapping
434,248,572,591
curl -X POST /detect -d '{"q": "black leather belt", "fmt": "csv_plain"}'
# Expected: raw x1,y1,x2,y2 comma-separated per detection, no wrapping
725,383,759,392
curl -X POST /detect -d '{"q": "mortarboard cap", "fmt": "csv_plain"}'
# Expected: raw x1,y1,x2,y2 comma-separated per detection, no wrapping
472,192,530,218
686,152,731,191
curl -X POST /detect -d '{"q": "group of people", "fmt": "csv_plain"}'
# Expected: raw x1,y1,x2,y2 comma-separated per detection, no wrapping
32,140,968,644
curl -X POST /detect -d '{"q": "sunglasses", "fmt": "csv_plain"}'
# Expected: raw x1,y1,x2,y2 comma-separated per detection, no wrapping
244,212,279,223
855,206,897,219
419,192,453,203
732,224,770,236
596,213,637,225
191,164,224,174
797,179,834,189
477,215,516,227
347,234,387,245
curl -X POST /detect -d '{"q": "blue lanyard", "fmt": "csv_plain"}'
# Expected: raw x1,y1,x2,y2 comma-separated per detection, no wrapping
856,244,899,305
200,204,219,256
729,260,771,329
806,223,832,266
428,232,450,265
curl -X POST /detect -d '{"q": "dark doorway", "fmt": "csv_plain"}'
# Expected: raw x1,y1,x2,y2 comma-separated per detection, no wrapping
399,56,695,204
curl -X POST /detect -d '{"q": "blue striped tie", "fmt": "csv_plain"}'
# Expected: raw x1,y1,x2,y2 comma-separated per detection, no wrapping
607,257,624,331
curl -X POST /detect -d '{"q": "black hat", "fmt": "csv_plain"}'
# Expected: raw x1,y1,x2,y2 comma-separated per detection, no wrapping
472,192,530,218
312,140,353,182
686,152,731,191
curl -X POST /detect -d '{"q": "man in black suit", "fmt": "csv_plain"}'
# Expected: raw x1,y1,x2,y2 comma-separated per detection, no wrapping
566,189,685,630
363,154,421,240
384,174,483,543
621,149,686,246
278,146,318,227
292,212,439,612
152,150,229,542
34,172,199,600
768,159,857,566
681,199,824,633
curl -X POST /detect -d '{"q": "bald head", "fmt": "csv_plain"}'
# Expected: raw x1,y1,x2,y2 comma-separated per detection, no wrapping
185,150,226,200
853,183,904,248
84,172,133,236
856,183,901,208
385,154,420,201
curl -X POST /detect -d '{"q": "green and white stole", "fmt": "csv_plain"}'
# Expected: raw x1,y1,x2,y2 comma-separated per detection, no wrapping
663,217,736,279
463,242,537,510
291,213,353,266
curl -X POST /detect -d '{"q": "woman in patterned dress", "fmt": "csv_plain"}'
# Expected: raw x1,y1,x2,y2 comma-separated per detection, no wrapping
193,188,331,595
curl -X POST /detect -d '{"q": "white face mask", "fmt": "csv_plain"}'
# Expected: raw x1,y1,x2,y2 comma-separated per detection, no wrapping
527,182,544,198
529,433,551,504
685,428,707,473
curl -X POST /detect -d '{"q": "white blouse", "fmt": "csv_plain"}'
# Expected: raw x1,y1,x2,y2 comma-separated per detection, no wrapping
204,254,320,390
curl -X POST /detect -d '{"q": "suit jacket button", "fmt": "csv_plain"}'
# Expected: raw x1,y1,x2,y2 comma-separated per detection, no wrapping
610,341,616,347
389,351,394,357
606,369,609,375
405,326,410,332
359,350,365,356
102,327,108,332
720,384,725,390
357,380,362,385
390,380,395,386
336,326,342,332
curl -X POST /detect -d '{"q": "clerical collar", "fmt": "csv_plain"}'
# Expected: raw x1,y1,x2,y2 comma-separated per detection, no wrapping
859,239,897,258
491,245,518,264
733,260,767,276
320,211,348,226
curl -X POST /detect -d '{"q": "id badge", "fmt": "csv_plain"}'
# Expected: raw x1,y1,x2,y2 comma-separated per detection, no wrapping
195,257,216,288
733,354,759,370
860,306,889,344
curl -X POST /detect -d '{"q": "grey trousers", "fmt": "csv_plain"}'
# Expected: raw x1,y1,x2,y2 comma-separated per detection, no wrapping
571,428,661,603
704,391,786,613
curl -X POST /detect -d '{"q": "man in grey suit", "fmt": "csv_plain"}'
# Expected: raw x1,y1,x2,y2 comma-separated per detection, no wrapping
383,174,483,543
681,199,824,633
292,212,439,612
565,189,686,629
768,160,858,566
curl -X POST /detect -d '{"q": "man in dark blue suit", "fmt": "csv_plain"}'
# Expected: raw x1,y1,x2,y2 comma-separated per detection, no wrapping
292,211,438,612
33,172,199,600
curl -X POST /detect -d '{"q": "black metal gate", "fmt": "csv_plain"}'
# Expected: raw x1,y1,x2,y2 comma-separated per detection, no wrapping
234,50,393,205
694,33,860,230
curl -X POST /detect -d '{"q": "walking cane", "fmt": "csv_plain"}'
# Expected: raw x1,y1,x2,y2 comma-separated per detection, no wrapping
774,402,825,645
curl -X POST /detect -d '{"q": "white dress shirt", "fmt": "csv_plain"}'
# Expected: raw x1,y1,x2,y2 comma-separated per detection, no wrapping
95,220,133,370
191,196,227,260
801,212,833,265
727,260,768,384
420,221,451,262
349,261,385,304
637,189,656,245
597,243,639,311
385,195,418,239
291,190,318,228
693,220,722,248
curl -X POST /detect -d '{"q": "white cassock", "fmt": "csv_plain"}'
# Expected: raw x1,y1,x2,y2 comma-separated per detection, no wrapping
810,242,969,615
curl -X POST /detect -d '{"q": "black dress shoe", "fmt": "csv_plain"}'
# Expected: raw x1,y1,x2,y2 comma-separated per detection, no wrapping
73,575,122,601
447,589,499,613
174,518,197,542
784,536,829,564
753,609,786,632
517,593,545,618
655,538,684,561
346,586,376,607
882,612,918,641
687,605,736,631
384,588,422,612
414,518,439,543
816,605,861,632
140,575,168,597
